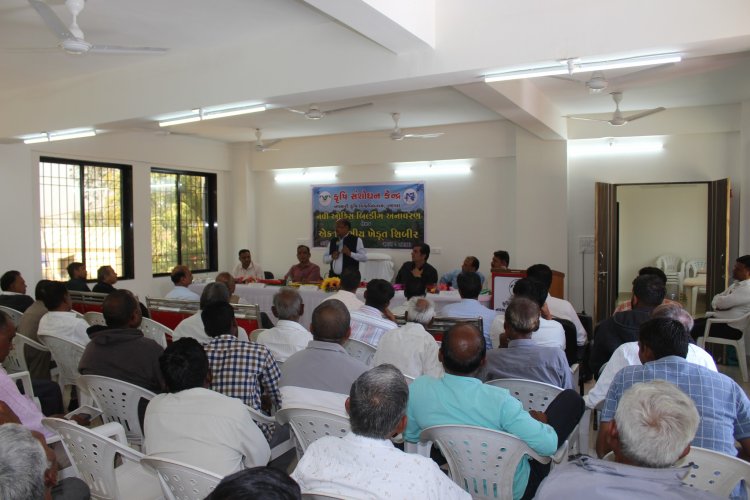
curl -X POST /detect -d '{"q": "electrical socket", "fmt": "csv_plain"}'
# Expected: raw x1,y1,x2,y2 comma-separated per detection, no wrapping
432,246,442,254
579,236,595,254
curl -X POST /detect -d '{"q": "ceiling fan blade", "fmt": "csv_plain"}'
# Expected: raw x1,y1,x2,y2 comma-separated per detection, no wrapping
88,45,168,54
323,102,373,114
402,133,444,139
622,107,666,122
286,108,308,115
567,116,612,123
549,75,582,84
607,64,676,87
264,139,282,148
28,0,74,42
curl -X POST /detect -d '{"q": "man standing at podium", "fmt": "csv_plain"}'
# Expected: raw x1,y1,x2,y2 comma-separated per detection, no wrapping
324,219,367,278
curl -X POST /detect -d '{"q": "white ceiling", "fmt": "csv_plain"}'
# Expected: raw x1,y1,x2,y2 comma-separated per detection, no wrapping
2,0,750,144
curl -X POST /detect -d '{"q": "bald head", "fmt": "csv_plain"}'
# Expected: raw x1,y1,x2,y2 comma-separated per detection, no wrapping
439,323,486,375
310,299,350,344
215,272,236,295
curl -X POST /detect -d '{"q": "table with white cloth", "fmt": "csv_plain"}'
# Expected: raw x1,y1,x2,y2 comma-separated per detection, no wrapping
189,283,490,330
359,252,395,281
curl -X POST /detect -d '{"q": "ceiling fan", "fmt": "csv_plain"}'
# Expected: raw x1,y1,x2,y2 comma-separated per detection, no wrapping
389,113,444,141
567,92,665,126
287,102,373,120
254,129,281,152
27,0,168,55
551,63,676,94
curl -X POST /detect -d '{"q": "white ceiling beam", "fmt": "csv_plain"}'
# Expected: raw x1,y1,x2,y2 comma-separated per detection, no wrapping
455,81,567,141
302,0,435,52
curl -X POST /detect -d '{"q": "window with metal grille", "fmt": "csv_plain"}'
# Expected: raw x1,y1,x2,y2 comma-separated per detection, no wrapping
39,156,134,281
150,169,217,275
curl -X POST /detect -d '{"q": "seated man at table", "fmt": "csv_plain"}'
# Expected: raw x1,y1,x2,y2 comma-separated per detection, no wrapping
292,364,470,500
256,287,312,362
172,283,249,343
394,243,438,288
64,262,89,292
165,265,200,301
233,249,265,282
280,300,369,415
284,245,322,283
691,254,750,341
440,256,485,289
440,272,496,348
144,338,270,476
483,297,573,389
321,267,364,311
349,279,397,346
0,270,34,313
537,381,718,500
406,323,584,500
491,250,510,272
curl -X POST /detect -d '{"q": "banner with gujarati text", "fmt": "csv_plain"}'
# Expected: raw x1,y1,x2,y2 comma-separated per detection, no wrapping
312,182,424,249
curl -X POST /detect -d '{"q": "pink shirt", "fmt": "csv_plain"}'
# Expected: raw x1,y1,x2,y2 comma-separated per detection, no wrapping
0,368,53,438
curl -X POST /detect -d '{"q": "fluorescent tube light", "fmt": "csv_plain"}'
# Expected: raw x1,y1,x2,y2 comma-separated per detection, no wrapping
202,104,266,120
158,103,267,127
485,65,568,83
579,54,681,73
394,163,471,177
48,129,96,142
275,168,337,184
158,111,201,127
569,137,664,157
22,134,50,144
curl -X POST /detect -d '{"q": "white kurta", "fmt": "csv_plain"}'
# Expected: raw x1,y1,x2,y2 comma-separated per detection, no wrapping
373,322,443,379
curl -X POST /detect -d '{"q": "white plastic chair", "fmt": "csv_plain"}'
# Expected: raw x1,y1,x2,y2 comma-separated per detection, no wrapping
697,311,750,382
343,338,377,366
0,305,23,327
3,332,49,374
8,370,42,410
656,254,683,295
139,317,171,348
275,406,350,458
420,424,552,500
37,333,87,404
77,374,157,447
141,456,222,500
245,405,295,461
43,418,163,500
84,311,107,326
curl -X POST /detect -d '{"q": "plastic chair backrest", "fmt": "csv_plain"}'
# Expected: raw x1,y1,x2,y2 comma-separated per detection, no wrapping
139,317,170,348
37,334,85,389
679,447,750,497
343,338,376,366
275,407,350,455
656,254,682,273
84,311,107,326
4,332,46,373
77,374,156,446
0,305,23,327
485,378,563,412
684,259,707,279
420,424,550,500
141,456,222,500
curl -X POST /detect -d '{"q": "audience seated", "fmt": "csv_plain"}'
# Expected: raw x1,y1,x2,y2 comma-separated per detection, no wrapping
321,268,364,311
256,287,312,362
0,422,90,500
482,297,573,389
37,281,90,347
144,338,270,476
596,318,750,461
527,264,587,349
494,278,565,351
283,245,322,284
0,270,34,312
64,262,90,292
349,279,397,346
613,266,680,314
440,256,485,289
589,274,665,377
164,265,200,301
440,272,496,348
537,381,720,500
373,297,443,379
280,299,368,415
172,282,249,343
292,364,470,499
233,249,264,282
584,303,716,409
17,280,53,380
91,265,118,294
389,277,426,317
215,272,242,304
208,466,301,500
394,243,438,287
405,323,584,500
490,250,510,272
691,254,750,340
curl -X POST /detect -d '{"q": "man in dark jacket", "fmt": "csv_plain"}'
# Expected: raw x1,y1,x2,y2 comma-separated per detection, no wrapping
589,274,665,377
65,262,90,292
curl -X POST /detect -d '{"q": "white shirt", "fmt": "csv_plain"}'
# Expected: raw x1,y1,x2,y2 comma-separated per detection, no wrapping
144,387,270,476
583,341,718,409
165,285,200,301
710,279,750,329
256,320,312,362
322,233,367,276
546,295,587,346
172,311,249,343
322,290,364,311
37,311,90,347
490,314,566,350
232,262,265,281
373,322,443,379
291,432,470,500
349,305,397,347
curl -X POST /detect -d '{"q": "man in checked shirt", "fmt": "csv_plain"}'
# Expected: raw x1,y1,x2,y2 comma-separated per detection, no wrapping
202,301,283,445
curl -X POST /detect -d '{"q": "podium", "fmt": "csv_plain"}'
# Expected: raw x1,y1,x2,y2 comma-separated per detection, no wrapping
491,269,565,313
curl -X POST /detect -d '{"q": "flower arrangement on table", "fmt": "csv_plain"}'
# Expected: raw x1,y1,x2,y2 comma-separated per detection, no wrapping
320,277,341,292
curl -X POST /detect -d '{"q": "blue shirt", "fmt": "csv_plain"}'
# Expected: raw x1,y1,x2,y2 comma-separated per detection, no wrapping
601,356,750,457
440,269,486,289
406,374,558,500
483,338,574,390
439,298,496,349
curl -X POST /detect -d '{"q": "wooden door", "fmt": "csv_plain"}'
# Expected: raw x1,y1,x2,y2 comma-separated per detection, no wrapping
594,182,618,324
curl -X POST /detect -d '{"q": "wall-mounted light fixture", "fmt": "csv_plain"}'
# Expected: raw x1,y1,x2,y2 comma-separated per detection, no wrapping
22,128,97,144
394,159,472,177
274,167,338,184
158,102,266,127
568,137,665,157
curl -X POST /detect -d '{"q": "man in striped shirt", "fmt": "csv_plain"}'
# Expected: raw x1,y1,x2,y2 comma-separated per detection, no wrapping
349,279,397,347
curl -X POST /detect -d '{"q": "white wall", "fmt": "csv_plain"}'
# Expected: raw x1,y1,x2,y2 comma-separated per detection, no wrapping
617,184,708,293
